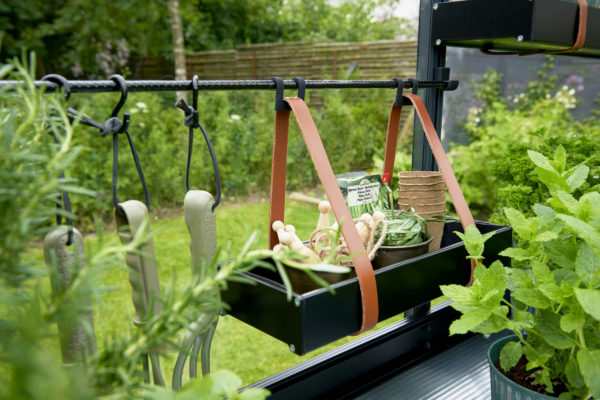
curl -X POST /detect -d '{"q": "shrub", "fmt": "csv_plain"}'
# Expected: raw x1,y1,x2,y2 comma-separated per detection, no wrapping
449,58,600,220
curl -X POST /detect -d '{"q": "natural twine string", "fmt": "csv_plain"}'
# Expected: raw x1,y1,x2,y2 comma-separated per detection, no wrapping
308,216,388,266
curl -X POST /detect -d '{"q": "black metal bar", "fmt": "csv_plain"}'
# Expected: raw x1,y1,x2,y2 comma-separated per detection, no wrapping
246,301,471,400
0,78,459,93
412,0,448,172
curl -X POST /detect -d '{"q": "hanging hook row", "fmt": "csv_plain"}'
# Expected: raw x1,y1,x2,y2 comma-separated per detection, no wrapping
68,74,150,214
176,75,222,211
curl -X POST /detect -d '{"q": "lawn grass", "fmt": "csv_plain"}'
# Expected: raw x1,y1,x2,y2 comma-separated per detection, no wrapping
34,197,411,387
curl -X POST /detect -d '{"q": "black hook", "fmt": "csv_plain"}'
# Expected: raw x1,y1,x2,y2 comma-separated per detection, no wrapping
109,74,128,118
392,78,404,107
407,78,419,95
271,77,290,112
178,75,221,211
192,75,199,111
292,77,305,101
42,74,72,101
41,74,74,245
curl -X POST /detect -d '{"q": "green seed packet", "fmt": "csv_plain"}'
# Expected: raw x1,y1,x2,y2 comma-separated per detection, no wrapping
336,173,392,218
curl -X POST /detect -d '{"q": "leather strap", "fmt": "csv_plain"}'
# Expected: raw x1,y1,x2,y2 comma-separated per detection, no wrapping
481,0,588,56
383,94,478,285
269,98,379,334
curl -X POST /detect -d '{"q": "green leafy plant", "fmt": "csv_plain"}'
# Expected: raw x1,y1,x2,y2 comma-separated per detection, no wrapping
441,148,600,399
449,59,600,220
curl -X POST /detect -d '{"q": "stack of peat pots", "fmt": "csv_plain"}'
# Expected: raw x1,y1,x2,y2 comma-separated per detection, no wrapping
397,171,446,252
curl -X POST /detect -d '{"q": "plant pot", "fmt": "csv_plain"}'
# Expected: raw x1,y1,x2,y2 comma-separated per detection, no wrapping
398,171,445,183
286,266,354,294
488,335,558,400
372,236,434,269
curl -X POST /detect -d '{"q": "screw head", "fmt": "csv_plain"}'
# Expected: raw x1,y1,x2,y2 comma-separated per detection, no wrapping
433,3,439,10
435,39,442,46
289,344,296,353
517,35,524,42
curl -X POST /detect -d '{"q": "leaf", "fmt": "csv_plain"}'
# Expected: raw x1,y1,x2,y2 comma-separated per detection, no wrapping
499,341,522,371
507,309,535,331
533,204,556,218
473,310,508,334
576,243,600,286
574,288,600,321
565,357,586,390
544,240,577,270
448,308,491,335
538,169,570,192
510,269,534,289
577,349,600,398
499,247,532,261
566,165,590,193
551,145,567,174
554,191,580,215
440,284,479,310
528,150,556,173
533,231,559,242
558,214,600,257
512,288,550,309
536,309,576,349
560,312,585,333
504,208,533,241
473,260,507,305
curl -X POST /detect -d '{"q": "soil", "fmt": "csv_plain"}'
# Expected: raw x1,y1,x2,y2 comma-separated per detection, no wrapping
497,356,568,397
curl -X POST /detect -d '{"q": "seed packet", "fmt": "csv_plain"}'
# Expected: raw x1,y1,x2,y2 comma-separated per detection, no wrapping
336,173,392,218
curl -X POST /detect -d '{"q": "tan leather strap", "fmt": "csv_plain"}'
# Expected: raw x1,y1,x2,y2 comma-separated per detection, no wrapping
269,97,379,334
269,110,290,249
383,94,478,284
481,0,588,56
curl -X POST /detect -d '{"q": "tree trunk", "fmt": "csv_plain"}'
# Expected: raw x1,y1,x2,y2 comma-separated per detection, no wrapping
168,0,187,100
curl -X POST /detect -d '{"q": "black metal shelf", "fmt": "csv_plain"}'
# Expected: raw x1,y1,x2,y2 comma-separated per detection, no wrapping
432,0,600,58
222,221,512,355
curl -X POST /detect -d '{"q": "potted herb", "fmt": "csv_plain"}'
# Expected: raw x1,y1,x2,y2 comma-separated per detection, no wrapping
441,148,600,399
372,208,433,269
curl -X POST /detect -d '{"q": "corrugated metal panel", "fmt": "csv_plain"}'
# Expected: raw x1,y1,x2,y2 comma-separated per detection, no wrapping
355,332,510,400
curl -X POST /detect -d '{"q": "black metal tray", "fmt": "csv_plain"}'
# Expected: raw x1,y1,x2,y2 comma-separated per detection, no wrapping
221,221,512,355
431,0,600,58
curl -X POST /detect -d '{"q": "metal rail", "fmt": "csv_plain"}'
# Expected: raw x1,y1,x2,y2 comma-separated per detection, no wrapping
0,78,459,93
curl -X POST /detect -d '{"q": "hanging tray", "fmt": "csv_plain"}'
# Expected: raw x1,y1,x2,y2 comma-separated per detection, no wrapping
222,220,512,355
431,0,600,58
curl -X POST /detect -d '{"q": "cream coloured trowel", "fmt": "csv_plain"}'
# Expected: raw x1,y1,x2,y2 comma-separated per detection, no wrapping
116,200,165,386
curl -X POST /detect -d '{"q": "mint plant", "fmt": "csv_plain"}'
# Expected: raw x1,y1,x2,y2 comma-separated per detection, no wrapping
441,147,600,399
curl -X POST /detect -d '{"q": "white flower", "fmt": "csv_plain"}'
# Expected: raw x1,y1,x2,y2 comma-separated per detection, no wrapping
230,114,241,120
136,102,147,109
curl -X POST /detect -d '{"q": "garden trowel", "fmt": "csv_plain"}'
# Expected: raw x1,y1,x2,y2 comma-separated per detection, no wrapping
115,200,165,386
44,226,97,364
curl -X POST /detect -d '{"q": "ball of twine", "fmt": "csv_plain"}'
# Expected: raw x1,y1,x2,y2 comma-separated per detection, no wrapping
307,215,387,266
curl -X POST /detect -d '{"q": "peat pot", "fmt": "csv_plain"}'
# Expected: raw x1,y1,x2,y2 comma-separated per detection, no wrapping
488,335,558,400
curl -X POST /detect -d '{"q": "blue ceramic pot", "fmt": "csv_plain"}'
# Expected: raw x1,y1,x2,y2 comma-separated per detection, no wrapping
488,335,558,400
